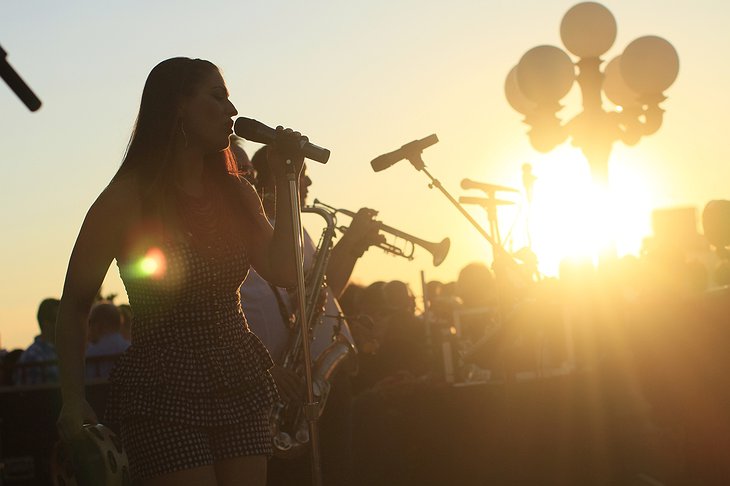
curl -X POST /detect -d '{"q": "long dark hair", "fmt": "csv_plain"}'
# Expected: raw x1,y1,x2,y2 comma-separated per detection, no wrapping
113,57,250,240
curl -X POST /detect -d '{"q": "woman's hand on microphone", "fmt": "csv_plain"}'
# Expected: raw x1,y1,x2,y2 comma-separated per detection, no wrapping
267,127,306,181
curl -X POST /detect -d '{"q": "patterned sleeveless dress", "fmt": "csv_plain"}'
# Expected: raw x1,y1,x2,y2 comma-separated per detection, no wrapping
106,190,279,430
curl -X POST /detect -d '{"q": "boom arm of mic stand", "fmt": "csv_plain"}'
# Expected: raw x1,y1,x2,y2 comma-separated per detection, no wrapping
406,154,506,259
284,160,324,486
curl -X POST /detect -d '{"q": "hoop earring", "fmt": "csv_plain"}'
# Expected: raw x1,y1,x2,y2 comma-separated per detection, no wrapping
180,121,189,148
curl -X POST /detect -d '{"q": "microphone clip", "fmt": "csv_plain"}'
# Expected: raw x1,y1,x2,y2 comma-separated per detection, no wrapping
406,152,426,171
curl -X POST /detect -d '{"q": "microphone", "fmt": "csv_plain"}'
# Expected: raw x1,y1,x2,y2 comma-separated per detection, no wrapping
370,134,438,172
233,117,330,164
0,44,41,112
460,178,519,194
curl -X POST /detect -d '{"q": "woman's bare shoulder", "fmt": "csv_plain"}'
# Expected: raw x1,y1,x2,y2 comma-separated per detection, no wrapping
68,174,146,267
80,174,145,240
95,174,163,259
95,174,142,213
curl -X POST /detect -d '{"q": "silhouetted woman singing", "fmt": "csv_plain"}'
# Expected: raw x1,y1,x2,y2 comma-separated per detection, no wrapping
56,57,305,485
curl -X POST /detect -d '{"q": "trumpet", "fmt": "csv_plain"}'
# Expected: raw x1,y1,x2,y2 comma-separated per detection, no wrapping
312,199,450,266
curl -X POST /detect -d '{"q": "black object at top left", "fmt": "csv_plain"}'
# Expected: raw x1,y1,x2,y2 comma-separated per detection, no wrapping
0,44,42,112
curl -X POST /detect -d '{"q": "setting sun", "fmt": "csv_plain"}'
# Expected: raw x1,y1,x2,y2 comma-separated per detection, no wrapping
527,146,654,276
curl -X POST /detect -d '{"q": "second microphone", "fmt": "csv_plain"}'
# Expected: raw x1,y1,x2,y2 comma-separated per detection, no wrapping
233,117,330,164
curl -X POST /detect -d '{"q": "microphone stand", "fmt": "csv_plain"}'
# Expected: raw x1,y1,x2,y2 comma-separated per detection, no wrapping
284,159,323,486
404,153,518,375
405,153,508,259
0,44,41,111
522,163,536,250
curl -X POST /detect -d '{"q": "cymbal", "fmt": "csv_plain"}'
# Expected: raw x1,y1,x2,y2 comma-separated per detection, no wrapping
459,196,515,207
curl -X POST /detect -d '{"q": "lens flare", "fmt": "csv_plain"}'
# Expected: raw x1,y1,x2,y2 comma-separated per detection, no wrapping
135,247,167,279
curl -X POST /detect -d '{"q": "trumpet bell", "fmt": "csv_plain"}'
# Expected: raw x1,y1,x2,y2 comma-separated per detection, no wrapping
432,238,450,267
312,199,451,267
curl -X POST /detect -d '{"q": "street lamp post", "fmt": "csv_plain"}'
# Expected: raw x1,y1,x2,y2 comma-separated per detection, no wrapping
505,2,679,182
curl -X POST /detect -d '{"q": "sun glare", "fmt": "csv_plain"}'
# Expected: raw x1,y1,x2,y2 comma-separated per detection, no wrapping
527,147,654,276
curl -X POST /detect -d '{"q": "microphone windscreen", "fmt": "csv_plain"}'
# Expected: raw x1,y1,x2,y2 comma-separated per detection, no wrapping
370,151,403,172
234,117,330,164
418,134,439,150
233,117,274,144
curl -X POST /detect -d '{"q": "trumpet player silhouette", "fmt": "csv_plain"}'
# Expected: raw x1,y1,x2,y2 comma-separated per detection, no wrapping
239,144,384,486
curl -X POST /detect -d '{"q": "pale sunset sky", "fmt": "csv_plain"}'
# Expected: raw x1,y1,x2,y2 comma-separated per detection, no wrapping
2,0,729,349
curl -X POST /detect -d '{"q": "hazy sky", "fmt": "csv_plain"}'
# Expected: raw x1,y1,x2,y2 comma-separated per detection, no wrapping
2,0,729,349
